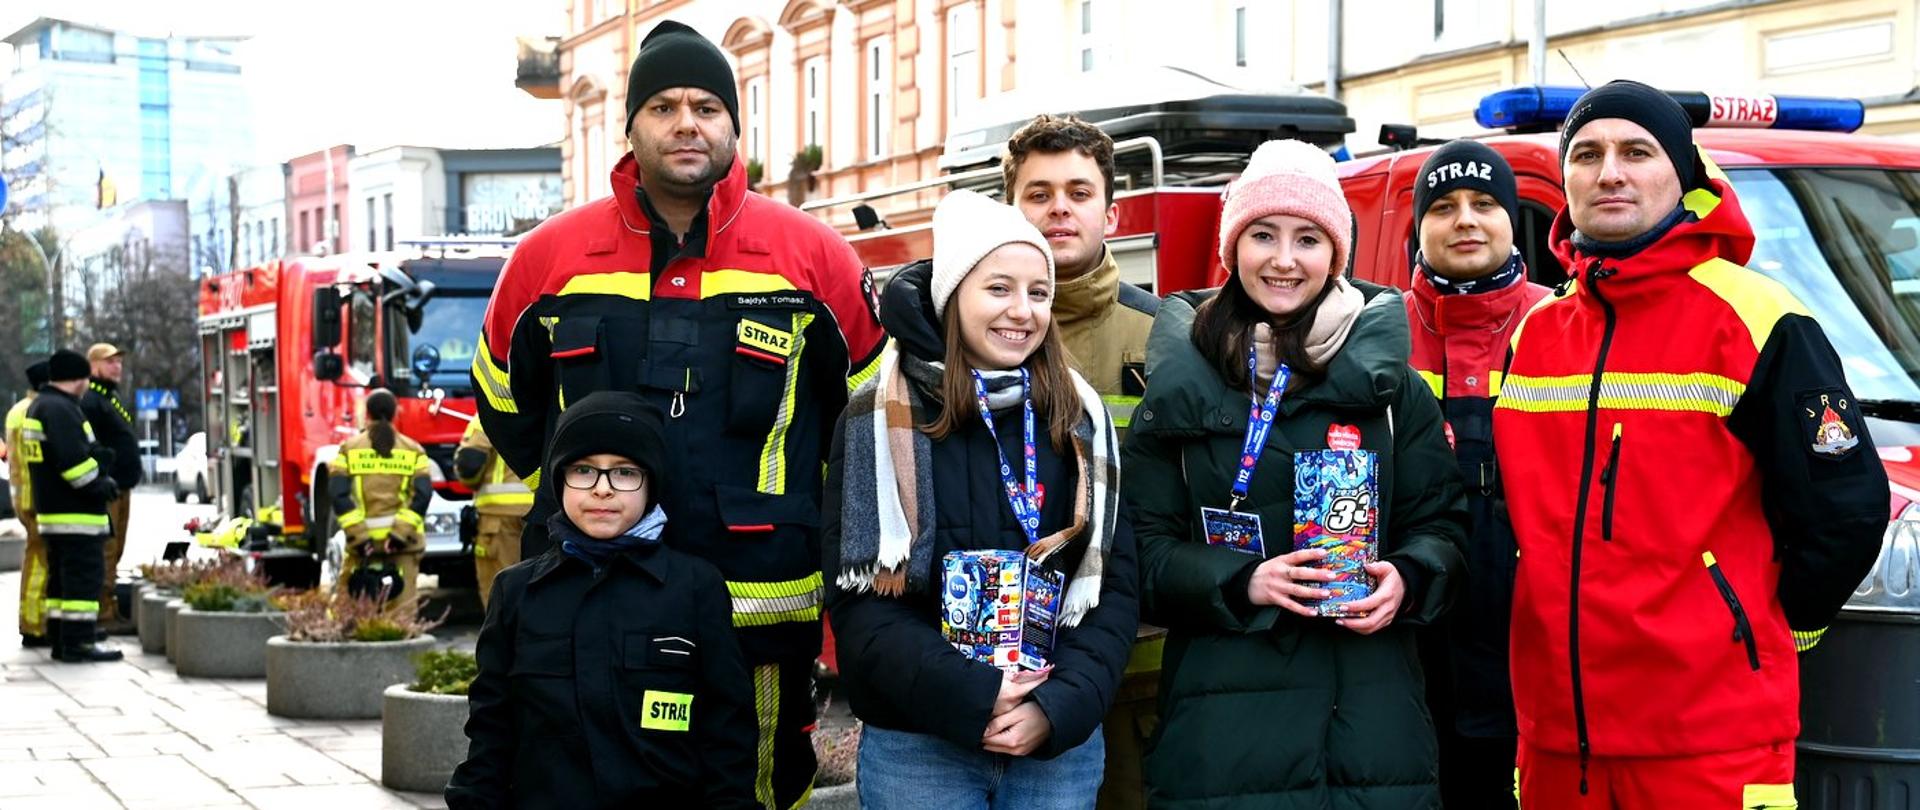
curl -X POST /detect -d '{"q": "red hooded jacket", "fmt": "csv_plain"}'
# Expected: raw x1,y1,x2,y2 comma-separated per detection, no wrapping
1492,176,1886,760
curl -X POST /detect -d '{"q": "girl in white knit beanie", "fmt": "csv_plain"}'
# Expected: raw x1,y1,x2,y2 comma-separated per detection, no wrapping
824,189,1138,809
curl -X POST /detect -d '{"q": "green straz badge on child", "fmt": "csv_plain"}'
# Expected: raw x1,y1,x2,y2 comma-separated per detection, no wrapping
641,690,693,732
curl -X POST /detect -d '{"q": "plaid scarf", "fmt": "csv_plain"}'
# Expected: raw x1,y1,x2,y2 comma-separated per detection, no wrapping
834,345,1120,628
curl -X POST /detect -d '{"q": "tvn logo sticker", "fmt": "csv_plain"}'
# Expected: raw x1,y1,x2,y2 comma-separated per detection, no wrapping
641,690,693,732
737,319,794,360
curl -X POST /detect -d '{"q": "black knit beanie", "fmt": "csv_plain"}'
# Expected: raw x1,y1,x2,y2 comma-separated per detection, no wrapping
1414,140,1518,240
546,391,670,509
625,20,740,135
25,360,49,389
1559,80,1703,191
47,349,87,383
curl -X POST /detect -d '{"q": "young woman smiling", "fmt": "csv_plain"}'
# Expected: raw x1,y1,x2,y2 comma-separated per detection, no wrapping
1120,140,1469,810
824,190,1138,810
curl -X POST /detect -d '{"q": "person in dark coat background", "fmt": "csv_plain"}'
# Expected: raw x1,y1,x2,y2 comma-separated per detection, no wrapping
447,391,756,809
824,189,1138,810
1122,140,1468,810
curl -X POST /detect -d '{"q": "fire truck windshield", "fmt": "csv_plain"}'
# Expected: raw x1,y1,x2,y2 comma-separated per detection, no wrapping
1734,167,1920,428
386,293,488,397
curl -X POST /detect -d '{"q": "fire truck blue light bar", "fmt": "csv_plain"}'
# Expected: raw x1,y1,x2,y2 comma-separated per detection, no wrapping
1475,85,1865,134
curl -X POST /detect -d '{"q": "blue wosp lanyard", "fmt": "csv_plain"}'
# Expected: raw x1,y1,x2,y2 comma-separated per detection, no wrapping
1231,343,1292,511
972,369,1042,546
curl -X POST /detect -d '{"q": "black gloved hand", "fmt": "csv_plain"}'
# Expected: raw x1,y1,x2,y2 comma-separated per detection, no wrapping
90,478,120,504
91,445,116,467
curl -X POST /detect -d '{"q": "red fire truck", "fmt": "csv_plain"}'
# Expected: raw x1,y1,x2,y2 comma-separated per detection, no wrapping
194,240,511,587
821,84,1917,808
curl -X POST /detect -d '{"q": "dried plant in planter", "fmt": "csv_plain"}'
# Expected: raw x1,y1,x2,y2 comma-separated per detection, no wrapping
411,649,477,696
141,557,228,592
182,562,281,613
277,589,447,643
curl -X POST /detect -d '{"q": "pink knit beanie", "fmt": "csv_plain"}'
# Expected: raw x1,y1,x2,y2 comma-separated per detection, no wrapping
1217,139,1352,278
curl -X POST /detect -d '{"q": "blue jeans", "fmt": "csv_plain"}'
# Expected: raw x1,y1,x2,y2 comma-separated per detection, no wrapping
856,723,1105,810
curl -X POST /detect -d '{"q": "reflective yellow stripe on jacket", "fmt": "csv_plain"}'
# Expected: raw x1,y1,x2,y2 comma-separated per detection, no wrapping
728,573,823,627
1496,371,1745,417
38,512,110,535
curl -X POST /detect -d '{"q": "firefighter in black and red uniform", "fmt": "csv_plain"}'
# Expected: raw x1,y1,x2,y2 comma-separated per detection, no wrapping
25,349,123,663
1404,141,1549,810
470,21,884,810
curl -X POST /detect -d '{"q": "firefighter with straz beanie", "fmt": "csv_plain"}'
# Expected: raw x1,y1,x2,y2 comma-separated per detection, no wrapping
470,20,885,809
25,349,123,662
453,421,530,609
328,389,432,609
1404,139,1548,810
80,342,139,632
6,361,52,647
1495,79,1889,807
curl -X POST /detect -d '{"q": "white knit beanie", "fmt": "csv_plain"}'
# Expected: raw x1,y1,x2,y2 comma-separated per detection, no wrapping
930,189,1055,318
1218,139,1353,278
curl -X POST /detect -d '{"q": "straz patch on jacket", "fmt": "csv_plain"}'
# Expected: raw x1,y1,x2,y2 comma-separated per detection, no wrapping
736,319,794,365
640,690,693,732
1803,390,1861,458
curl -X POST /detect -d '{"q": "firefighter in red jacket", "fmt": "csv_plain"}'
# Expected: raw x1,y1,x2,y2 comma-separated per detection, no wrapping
1405,140,1548,810
1494,80,1888,807
470,20,884,810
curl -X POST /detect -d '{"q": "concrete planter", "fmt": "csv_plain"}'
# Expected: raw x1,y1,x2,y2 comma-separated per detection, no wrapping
164,599,185,663
382,683,468,793
172,607,284,678
0,535,23,571
266,635,437,719
138,589,176,654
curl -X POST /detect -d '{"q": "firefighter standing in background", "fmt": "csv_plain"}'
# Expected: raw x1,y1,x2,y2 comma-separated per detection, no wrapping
471,21,885,810
1404,140,1549,810
6,361,51,647
27,349,123,663
453,421,528,608
328,389,432,609
1496,81,1889,807
79,343,139,633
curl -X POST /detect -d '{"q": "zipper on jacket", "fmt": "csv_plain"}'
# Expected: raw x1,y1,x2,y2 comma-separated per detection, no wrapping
1703,551,1762,671
1598,424,1622,542
1567,261,1617,795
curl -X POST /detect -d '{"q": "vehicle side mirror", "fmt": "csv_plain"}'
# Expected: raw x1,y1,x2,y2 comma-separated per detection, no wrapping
313,287,342,348
313,350,344,382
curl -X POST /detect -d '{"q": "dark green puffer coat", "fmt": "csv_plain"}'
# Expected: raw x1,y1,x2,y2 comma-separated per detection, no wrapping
1122,282,1469,810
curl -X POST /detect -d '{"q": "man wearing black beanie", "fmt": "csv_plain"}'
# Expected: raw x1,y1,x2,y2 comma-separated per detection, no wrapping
1405,138,1546,810
1495,81,1888,807
473,17,887,810
25,350,123,663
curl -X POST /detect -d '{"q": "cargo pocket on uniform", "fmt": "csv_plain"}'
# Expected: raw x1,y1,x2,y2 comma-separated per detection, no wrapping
550,316,607,408
1703,551,1762,672
509,634,577,738
621,631,699,761
727,314,797,436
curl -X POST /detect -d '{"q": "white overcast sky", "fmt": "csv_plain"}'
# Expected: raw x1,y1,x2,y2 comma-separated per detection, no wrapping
1,0,567,166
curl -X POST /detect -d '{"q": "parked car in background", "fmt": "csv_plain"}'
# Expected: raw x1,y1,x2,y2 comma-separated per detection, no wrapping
174,432,208,504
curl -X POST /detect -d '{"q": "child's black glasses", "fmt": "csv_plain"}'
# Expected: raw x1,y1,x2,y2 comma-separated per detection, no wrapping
562,464,648,492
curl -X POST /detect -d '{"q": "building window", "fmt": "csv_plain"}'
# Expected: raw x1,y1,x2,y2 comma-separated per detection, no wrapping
331,204,342,252
803,56,826,149
948,3,980,118
1235,5,1247,67
866,37,891,161
1078,0,1094,72
366,197,377,251
299,211,310,252
271,217,280,257
384,193,394,248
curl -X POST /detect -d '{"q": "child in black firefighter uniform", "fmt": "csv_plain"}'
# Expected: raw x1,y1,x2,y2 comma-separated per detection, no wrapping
26,349,123,663
446,391,756,809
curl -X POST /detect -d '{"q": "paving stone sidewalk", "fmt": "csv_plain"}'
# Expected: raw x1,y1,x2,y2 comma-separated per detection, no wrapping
0,565,450,809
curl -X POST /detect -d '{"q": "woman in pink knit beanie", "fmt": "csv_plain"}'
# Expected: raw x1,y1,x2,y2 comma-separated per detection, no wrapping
1117,139,1468,809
